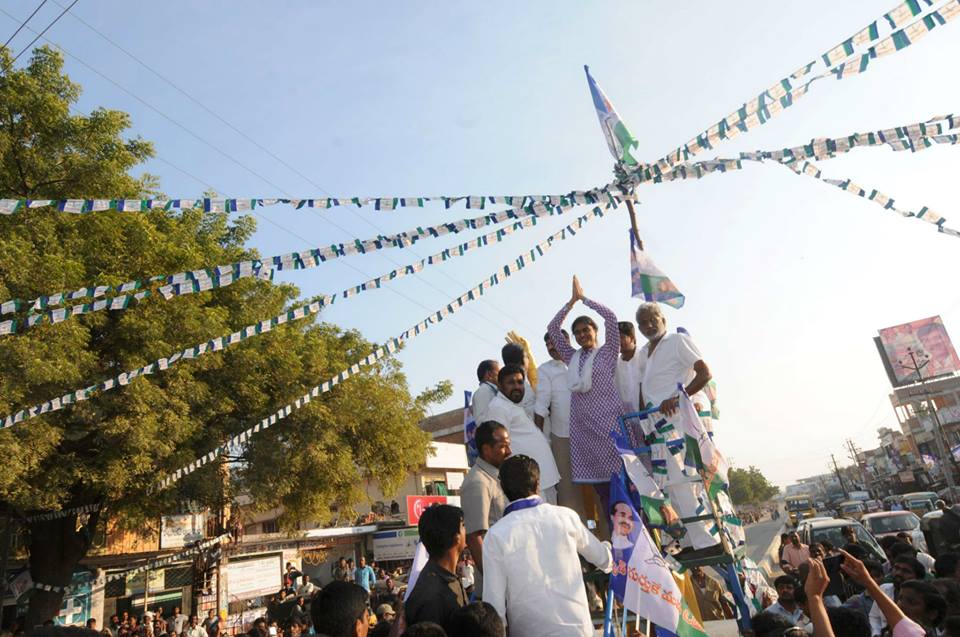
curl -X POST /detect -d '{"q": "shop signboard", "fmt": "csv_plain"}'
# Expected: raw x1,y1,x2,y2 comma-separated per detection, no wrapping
372,527,419,561
226,554,282,600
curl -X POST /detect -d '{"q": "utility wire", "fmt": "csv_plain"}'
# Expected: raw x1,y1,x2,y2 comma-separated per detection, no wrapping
0,7,505,348
43,0,543,339
3,0,47,48
11,0,75,64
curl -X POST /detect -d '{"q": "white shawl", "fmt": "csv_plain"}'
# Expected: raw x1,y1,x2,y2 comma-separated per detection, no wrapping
567,348,599,393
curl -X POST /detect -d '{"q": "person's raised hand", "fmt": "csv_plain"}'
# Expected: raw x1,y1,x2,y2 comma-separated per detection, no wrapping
804,557,829,598
570,275,585,305
505,330,530,350
838,549,870,587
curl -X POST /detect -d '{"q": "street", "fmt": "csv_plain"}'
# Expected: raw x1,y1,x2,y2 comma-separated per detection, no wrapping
744,517,784,565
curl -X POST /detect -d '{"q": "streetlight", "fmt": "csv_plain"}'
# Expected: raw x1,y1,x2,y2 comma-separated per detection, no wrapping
897,346,958,494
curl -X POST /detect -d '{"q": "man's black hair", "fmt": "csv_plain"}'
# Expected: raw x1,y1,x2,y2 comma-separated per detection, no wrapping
417,504,464,560
890,541,917,558
543,330,569,342
310,581,369,637
862,558,884,578
401,623,447,637
497,363,525,386
618,321,635,338
936,552,960,578
773,575,797,589
474,421,506,454
501,343,524,366
893,554,927,580
901,580,947,625
843,543,868,560
878,535,900,550
752,611,798,637
499,454,539,502
447,602,505,637
476,360,498,382
826,606,870,637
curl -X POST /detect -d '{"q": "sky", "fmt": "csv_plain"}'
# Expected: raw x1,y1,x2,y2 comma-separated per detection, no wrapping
4,1,960,488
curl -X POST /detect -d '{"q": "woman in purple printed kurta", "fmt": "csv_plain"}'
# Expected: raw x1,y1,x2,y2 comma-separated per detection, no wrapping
547,276,624,485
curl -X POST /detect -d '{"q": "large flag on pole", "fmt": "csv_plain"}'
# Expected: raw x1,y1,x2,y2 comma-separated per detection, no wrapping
612,431,680,529
676,391,729,501
584,66,640,166
630,230,685,308
607,473,707,637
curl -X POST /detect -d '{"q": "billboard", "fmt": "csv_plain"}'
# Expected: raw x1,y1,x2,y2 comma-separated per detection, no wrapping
372,527,420,561
226,554,282,600
160,512,207,549
406,495,448,525
876,316,960,387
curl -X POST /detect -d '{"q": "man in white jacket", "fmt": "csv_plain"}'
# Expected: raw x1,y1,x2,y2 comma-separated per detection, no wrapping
483,454,612,636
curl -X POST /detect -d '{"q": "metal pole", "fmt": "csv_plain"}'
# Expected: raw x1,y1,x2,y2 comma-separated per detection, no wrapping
907,350,958,494
831,454,849,499
624,198,642,249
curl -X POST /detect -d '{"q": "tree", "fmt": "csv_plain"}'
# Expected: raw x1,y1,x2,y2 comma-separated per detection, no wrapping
728,466,780,505
0,47,449,625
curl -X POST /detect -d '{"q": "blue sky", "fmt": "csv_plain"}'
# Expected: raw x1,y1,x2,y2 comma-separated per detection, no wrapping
5,1,960,487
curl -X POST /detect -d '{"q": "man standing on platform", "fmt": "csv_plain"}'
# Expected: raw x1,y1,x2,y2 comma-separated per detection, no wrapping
615,321,643,414
635,302,719,555
534,329,584,513
487,365,560,503
461,420,511,595
472,360,500,425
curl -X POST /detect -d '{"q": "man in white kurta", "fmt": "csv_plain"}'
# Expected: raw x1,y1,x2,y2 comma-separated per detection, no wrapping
488,365,560,504
615,321,643,414
535,330,584,513
483,454,612,637
472,359,500,425
636,303,718,552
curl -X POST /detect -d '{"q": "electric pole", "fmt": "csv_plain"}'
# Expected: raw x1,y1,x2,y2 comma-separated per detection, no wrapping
831,454,849,499
898,347,959,494
846,438,870,494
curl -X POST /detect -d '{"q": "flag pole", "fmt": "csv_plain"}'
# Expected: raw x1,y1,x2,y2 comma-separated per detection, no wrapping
625,195,643,250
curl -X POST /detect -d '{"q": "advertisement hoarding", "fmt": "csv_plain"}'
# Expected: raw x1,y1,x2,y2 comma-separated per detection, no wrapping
226,554,282,601
372,527,420,561
406,495,448,525
160,512,207,549
876,316,960,387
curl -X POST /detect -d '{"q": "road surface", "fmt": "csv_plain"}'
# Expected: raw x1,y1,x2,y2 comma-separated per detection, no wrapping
745,517,784,565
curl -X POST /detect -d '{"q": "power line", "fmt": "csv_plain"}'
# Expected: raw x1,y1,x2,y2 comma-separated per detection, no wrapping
11,0,75,64
3,0,47,48
43,0,543,339
0,6,525,344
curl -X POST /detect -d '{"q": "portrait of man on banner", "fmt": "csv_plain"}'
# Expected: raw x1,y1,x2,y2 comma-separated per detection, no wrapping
608,474,641,601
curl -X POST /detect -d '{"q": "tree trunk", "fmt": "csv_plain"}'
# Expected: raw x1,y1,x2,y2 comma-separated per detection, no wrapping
25,510,100,628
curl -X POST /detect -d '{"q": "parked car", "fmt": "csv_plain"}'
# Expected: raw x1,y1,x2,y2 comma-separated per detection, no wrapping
903,491,938,516
860,511,928,552
797,517,886,563
865,499,883,513
836,500,866,520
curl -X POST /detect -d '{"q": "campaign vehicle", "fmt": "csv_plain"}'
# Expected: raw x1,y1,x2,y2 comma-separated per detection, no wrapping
796,518,886,563
785,495,817,526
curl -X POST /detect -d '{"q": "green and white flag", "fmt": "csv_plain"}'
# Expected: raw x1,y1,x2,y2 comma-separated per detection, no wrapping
584,65,639,166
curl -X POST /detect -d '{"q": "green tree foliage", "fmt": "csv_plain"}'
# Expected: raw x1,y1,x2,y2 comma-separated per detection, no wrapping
0,47,448,623
728,466,781,505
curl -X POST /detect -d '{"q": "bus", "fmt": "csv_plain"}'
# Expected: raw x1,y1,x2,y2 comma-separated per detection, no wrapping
785,495,817,526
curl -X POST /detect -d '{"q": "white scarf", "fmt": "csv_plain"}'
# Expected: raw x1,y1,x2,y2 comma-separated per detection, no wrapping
567,348,599,393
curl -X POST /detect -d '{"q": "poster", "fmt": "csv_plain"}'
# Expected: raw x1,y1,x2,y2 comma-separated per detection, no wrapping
877,316,960,387
160,512,207,549
225,554,282,600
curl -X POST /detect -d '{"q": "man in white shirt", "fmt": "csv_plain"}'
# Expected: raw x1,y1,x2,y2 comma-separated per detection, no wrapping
615,321,642,414
471,359,500,425
635,302,719,554
484,454,613,636
488,364,560,504
502,342,536,420
535,330,584,513
296,574,318,598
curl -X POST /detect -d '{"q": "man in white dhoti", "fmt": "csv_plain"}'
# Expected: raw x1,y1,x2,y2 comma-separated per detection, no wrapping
471,359,500,425
483,454,612,636
487,364,560,504
635,302,720,555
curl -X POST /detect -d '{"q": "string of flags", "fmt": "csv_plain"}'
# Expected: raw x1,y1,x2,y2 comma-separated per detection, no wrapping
0,189,610,217
652,0,959,172
155,203,615,490
33,533,230,595
0,200,617,430
0,190,624,334
25,502,102,522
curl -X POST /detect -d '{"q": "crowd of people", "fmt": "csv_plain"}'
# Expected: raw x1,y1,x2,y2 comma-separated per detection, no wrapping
750,526,960,636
